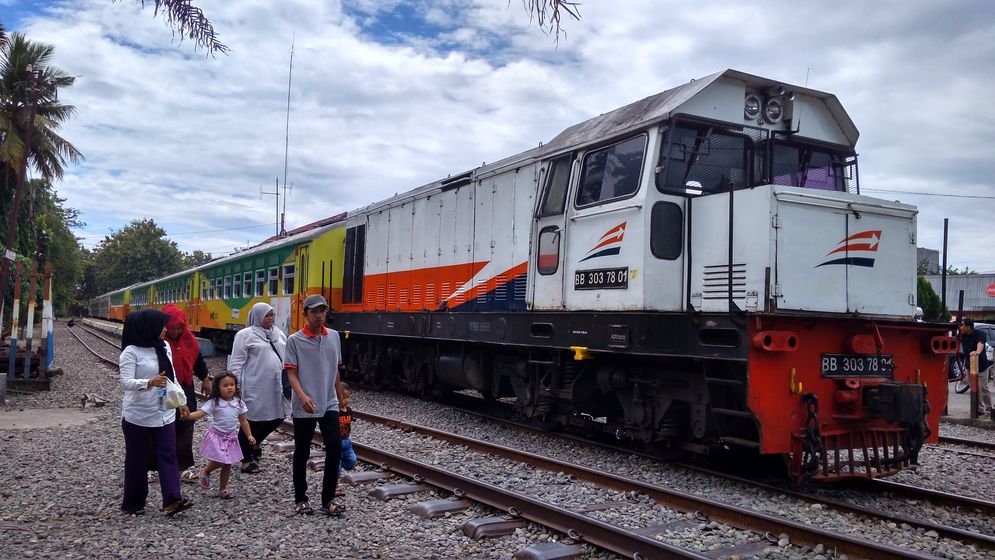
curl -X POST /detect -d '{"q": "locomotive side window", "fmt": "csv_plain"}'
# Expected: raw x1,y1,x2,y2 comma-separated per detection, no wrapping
537,226,561,275
650,202,683,260
224,275,232,299
770,142,849,192
215,277,223,300
538,156,571,217
575,135,646,207
658,124,749,195
243,272,252,298
233,277,242,299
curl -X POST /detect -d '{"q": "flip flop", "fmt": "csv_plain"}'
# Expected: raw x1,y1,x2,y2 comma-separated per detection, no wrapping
323,502,346,516
164,498,193,517
295,502,314,515
218,489,232,499
198,470,210,490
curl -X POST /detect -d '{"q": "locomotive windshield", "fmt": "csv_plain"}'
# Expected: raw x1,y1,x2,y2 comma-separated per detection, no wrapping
657,120,857,195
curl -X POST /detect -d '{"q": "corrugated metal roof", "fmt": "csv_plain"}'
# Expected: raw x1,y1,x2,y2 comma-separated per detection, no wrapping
924,274,995,311
539,69,858,156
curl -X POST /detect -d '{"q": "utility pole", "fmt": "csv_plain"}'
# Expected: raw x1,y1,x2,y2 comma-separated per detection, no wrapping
0,67,43,342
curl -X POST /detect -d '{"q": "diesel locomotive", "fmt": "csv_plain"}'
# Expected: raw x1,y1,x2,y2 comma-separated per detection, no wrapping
91,69,955,481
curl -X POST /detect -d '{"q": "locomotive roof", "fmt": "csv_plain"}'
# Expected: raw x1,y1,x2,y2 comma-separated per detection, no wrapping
539,69,859,156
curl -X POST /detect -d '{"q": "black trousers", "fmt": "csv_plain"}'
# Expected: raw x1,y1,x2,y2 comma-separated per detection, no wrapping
292,411,341,508
238,418,284,464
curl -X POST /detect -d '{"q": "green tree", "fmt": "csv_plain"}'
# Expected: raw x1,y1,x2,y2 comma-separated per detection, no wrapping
182,249,213,268
93,219,184,293
917,276,949,322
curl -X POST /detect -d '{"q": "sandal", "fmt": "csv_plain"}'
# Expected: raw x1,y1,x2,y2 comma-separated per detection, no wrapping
294,502,314,515
218,489,232,499
198,469,210,490
323,502,346,516
146,471,158,483
164,498,193,517
240,462,260,474
181,468,198,484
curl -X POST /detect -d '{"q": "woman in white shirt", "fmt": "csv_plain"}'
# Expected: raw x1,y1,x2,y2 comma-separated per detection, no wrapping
119,309,193,516
229,302,288,473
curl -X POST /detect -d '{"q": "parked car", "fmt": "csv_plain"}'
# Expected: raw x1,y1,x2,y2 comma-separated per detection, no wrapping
974,322,995,363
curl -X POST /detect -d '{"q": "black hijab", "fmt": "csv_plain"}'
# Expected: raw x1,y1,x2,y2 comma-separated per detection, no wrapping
121,309,175,381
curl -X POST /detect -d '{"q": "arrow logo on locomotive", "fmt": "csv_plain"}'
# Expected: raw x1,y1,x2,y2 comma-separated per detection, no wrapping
816,230,882,268
580,222,626,262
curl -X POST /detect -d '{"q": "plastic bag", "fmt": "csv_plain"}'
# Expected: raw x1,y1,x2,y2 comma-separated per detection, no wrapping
163,377,187,409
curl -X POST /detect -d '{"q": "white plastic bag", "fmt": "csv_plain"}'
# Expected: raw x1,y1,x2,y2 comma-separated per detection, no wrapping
163,377,187,409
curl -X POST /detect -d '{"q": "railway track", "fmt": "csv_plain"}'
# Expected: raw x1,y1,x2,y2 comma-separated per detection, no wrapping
434,393,995,551
936,435,995,453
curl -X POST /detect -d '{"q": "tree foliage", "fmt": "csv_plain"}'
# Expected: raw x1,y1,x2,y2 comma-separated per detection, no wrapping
93,219,184,293
132,0,229,55
917,275,949,322
182,249,213,268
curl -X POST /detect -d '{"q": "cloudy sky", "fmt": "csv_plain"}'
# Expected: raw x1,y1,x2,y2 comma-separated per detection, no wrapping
2,0,994,270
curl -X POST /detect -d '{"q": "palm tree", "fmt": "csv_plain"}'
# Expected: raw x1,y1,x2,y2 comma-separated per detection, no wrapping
0,32,82,189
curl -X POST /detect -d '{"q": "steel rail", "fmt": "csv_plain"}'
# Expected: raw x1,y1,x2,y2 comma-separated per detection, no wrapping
353,411,937,560
275,417,708,559
77,323,122,350
353,441,711,560
424,395,995,550
65,324,119,369
937,435,995,453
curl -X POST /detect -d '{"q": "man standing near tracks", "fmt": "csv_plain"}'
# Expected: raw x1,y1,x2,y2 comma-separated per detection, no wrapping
960,318,992,418
285,294,346,516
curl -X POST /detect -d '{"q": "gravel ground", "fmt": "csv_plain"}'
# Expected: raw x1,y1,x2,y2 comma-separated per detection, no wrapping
1,321,608,559
349,389,995,559
6,320,992,559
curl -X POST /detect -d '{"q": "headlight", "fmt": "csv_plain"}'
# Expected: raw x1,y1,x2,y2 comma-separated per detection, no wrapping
744,94,761,119
765,99,783,123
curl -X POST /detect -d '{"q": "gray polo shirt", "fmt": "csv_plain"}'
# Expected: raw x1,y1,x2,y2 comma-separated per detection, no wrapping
284,326,341,418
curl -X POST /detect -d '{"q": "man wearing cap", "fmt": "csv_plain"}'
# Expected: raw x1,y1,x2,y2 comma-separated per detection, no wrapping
285,294,346,515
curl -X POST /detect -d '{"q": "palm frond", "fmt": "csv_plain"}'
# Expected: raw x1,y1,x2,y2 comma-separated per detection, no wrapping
137,0,230,56
519,0,582,43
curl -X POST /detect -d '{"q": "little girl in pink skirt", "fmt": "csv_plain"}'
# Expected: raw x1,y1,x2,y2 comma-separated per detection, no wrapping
181,372,255,498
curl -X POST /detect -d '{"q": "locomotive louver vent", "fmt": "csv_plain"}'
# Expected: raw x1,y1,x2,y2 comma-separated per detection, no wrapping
702,263,747,300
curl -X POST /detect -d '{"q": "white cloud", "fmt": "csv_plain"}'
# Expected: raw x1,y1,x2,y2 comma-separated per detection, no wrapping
10,0,995,271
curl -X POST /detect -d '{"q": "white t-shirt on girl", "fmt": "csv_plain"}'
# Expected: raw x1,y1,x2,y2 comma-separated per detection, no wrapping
200,398,249,433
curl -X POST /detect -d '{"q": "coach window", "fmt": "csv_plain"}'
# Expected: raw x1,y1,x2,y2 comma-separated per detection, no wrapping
215,278,223,300
202,279,210,300
283,264,295,295
268,267,279,296
224,276,232,299
538,156,572,217
233,276,242,299
243,272,252,298
255,270,265,297
575,135,646,208
537,226,561,275
650,202,684,260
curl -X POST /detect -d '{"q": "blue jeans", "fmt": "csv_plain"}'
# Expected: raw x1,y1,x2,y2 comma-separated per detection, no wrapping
339,437,356,476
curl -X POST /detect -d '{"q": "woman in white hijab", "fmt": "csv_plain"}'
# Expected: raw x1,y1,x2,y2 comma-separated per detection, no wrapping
229,302,288,473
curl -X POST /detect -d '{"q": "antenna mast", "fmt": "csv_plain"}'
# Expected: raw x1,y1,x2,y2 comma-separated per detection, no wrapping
260,177,279,237
280,35,295,237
